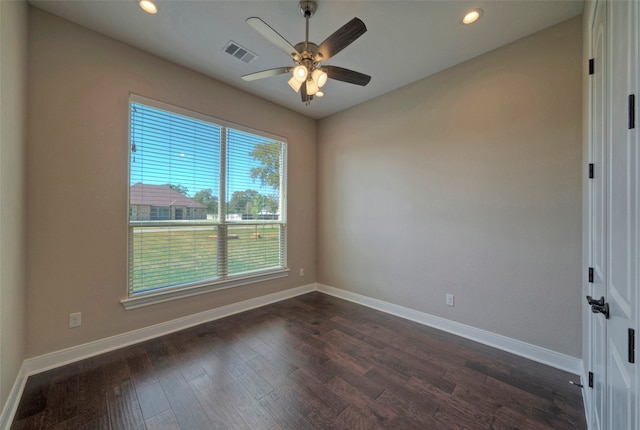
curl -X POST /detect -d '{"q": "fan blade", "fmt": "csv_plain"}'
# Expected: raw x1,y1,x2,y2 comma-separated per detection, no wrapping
313,17,367,62
247,17,301,61
324,65,371,86
242,67,290,81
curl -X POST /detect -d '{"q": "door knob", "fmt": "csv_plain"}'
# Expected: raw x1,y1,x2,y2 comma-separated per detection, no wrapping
586,296,609,319
591,303,610,319
586,295,605,306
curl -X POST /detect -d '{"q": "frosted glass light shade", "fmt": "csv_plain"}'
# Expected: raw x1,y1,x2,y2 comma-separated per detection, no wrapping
312,69,328,88
306,79,319,96
288,76,303,92
293,65,308,82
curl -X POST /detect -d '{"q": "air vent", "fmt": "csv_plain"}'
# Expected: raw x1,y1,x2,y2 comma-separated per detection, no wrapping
223,41,258,64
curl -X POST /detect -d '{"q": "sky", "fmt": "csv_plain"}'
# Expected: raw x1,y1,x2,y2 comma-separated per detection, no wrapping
129,102,281,201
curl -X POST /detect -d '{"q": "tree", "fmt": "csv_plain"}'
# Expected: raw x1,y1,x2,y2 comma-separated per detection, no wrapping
228,189,260,214
249,142,281,189
164,183,189,196
251,194,266,218
193,189,218,214
263,194,279,214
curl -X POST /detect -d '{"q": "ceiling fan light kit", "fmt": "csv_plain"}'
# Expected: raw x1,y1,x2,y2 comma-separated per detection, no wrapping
306,78,320,96
293,64,308,82
242,0,371,105
288,75,303,92
312,68,328,87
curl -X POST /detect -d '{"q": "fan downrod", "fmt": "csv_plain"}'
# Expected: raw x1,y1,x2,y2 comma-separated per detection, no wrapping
299,0,317,18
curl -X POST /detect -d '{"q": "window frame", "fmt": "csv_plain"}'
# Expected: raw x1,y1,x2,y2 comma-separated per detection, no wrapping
122,94,289,310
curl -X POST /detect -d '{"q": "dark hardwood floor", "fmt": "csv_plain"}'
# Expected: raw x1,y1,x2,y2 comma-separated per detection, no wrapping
11,292,586,429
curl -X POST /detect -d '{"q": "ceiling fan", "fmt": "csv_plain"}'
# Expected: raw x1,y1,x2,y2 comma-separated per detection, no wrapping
242,0,371,104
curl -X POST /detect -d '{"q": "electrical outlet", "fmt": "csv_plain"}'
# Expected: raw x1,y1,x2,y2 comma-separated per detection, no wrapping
69,312,82,328
299,268,305,277
445,294,455,307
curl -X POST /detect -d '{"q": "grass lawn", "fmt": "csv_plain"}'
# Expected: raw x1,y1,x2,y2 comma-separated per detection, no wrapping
130,224,282,293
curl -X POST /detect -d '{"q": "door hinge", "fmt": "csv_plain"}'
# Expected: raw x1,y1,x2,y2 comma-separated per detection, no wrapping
589,163,594,179
588,371,594,388
588,267,594,283
629,328,636,364
589,58,595,75
629,94,636,129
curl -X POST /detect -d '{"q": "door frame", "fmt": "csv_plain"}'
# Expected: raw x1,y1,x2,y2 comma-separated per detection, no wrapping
582,1,598,427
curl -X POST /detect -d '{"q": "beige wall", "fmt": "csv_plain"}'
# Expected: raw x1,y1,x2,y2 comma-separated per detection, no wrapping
26,9,316,357
23,5,583,363
0,0,28,408
318,17,583,357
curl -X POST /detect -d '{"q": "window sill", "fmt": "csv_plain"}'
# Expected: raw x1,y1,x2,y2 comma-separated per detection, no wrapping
120,269,290,310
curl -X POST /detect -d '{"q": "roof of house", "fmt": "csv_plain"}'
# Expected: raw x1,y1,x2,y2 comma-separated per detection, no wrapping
130,183,206,208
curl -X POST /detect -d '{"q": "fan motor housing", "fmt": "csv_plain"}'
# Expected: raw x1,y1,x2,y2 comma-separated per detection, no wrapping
294,41,318,57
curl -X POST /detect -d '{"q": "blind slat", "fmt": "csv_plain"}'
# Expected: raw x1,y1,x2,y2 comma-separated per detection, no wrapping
129,97,286,295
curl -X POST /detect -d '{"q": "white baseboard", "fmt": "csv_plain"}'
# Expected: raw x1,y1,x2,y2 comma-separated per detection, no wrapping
317,284,583,375
0,363,27,430
2,281,585,429
24,283,317,376
0,283,316,429
10,283,585,378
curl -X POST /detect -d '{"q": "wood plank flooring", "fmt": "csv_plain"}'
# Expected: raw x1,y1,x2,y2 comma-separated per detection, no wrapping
11,292,587,429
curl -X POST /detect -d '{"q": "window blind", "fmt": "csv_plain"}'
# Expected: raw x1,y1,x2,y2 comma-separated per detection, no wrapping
128,96,287,297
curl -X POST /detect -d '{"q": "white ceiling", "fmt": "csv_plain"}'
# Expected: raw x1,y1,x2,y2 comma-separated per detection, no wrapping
29,0,584,119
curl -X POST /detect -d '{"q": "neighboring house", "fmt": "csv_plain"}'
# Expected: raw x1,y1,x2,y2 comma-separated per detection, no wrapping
129,183,207,221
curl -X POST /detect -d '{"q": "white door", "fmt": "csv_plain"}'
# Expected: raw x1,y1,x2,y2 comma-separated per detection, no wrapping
589,1,639,429
605,1,637,429
589,1,607,428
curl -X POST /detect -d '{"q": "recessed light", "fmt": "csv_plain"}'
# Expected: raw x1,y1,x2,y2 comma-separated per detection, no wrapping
139,0,158,14
463,8,483,24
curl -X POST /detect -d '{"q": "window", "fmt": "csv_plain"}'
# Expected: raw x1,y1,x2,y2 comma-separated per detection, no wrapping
150,207,170,220
125,95,287,308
